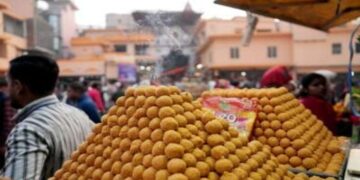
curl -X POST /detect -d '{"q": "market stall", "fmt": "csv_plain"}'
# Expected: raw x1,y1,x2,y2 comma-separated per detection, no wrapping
47,86,349,180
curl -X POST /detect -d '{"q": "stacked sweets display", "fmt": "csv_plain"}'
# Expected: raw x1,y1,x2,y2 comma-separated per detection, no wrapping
201,88,347,176
50,86,330,180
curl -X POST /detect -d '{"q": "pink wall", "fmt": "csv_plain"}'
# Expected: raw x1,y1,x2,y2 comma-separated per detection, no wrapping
72,45,104,57
8,0,33,19
61,4,77,48
208,34,293,69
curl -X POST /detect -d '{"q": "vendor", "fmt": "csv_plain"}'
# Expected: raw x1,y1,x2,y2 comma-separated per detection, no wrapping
298,73,337,134
260,65,295,91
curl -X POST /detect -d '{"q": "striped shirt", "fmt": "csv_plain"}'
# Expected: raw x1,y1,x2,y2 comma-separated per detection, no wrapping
0,95,94,180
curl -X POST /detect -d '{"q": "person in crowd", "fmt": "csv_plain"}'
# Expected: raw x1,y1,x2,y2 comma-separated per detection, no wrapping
260,65,294,91
0,54,94,179
298,73,337,134
88,82,105,114
0,80,16,168
67,82,101,123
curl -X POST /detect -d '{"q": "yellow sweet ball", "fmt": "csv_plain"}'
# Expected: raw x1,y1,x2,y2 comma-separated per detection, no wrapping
180,139,195,153
185,167,201,180
183,153,197,167
275,129,287,139
277,154,289,164
272,146,284,156
298,148,312,158
303,158,317,169
145,96,156,107
127,127,140,140
158,107,176,119
285,147,297,157
235,149,249,163
168,173,188,180
165,143,185,158
128,117,138,127
196,161,210,177
184,112,196,124
287,129,300,140
163,130,181,144
228,154,240,167
121,151,133,163
263,105,274,113
181,92,193,102
259,97,270,106
140,140,154,155
257,136,267,144
121,162,134,178
210,145,230,160
125,96,135,107
191,136,204,148
160,117,179,131
174,114,187,127
146,106,159,119
260,120,271,129
224,141,237,154
134,95,146,108
155,169,169,180
156,95,173,107
267,137,280,147
172,104,185,114
152,155,168,170
191,148,206,161
279,138,291,148
267,113,277,121
232,167,248,179
270,120,282,130
254,128,263,136
205,120,223,134
142,167,156,180
152,141,166,156
258,112,267,120
167,158,187,174
170,94,184,104
289,156,302,167
142,154,153,168
155,86,171,96
292,139,306,150
116,96,126,106
132,165,145,179
205,156,216,170
249,172,262,180
264,129,275,138
139,127,151,141
215,159,234,174
220,172,238,180
150,129,163,142
132,153,144,166
207,134,226,147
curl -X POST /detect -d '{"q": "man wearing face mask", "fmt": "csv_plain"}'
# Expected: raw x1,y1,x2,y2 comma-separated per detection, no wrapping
0,54,94,180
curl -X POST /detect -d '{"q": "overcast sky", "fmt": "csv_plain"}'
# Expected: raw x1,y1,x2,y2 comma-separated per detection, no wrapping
73,0,245,27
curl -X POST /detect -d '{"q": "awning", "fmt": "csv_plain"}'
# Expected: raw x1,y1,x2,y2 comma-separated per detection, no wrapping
215,0,360,31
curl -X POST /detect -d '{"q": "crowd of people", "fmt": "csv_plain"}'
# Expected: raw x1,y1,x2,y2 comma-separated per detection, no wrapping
0,54,357,179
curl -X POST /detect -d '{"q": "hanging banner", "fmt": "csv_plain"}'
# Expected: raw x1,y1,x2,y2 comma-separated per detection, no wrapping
118,63,137,83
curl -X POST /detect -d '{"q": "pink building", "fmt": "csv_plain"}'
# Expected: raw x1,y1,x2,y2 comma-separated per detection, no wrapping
195,17,360,78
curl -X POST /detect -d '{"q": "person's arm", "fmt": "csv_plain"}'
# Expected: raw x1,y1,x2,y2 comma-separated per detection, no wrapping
1,125,49,180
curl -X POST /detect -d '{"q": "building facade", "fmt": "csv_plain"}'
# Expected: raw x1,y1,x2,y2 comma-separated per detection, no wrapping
9,0,77,57
57,29,156,82
0,0,27,74
195,17,360,81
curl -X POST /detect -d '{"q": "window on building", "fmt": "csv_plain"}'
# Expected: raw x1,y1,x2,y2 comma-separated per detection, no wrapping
356,43,360,54
114,44,127,53
135,44,149,55
230,47,239,59
53,37,60,51
4,15,25,37
332,43,342,54
267,46,277,58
